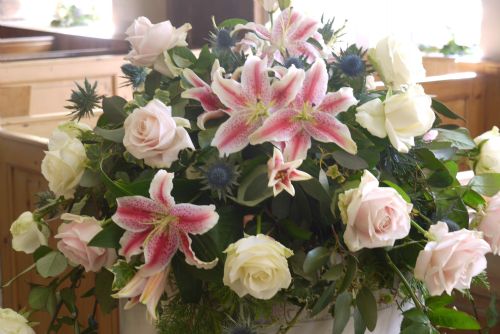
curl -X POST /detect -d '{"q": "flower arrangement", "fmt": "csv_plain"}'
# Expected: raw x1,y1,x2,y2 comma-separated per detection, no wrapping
4,1,500,333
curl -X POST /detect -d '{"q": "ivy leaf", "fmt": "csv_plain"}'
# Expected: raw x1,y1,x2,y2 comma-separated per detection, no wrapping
303,247,329,274
95,269,118,314
110,261,136,291
88,222,124,249
356,287,378,331
333,291,353,334
36,251,67,278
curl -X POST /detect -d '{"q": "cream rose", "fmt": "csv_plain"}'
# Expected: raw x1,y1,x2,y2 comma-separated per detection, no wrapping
0,308,35,334
41,122,88,199
123,99,194,168
223,234,293,300
10,211,49,254
368,35,426,89
125,16,191,77
55,214,117,272
356,85,435,153
258,0,279,12
339,170,413,252
414,222,491,296
474,126,500,174
478,193,500,255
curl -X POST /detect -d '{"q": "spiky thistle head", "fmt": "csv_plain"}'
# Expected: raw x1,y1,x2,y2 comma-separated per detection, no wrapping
66,79,102,121
199,158,240,201
121,63,148,89
331,45,370,78
283,56,305,69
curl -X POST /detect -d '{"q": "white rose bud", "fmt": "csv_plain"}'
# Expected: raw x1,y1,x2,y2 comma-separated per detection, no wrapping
339,170,413,252
10,211,49,254
369,35,426,89
125,16,192,78
223,234,293,300
415,222,491,296
123,99,194,168
356,84,435,153
0,308,35,334
474,126,500,174
258,0,279,12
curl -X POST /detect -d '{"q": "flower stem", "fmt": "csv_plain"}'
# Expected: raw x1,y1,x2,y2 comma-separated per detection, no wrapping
256,214,262,235
411,220,432,240
277,305,305,334
385,252,424,312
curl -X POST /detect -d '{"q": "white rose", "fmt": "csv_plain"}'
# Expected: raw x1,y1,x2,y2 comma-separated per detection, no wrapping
368,35,426,89
125,16,192,77
258,0,279,12
415,222,491,296
339,170,413,252
10,211,49,254
123,99,194,168
478,193,500,254
48,121,91,151
0,308,35,334
474,126,500,174
356,84,435,153
223,234,293,300
41,126,88,199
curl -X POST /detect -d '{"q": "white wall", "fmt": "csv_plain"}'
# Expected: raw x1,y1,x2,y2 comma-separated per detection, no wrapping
481,0,500,61
112,0,167,35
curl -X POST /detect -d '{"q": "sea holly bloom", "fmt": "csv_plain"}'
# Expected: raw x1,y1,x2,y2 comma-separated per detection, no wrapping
113,267,167,319
181,60,226,130
112,170,219,276
233,8,323,63
211,55,305,156
250,59,358,161
267,147,312,196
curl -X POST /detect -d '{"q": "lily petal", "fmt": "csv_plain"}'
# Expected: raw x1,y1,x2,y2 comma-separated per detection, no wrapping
140,269,166,319
142,230,179,276
182,87,223,112
196,109,227,130
304,112,357,154
249,109,300,145
179,232,218,269
171,203,219,234
113,196,165,232
241,56,271,104
211,112,260,156
212,68,249,110
317,87,358,115
182,68,209,88
288,15,319,43
300,59,328,105
149,170,175,208
119,230,151,261
270,66,305,109
284,130,311,161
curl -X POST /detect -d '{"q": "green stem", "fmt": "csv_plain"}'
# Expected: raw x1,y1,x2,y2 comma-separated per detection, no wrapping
411,220,431,240
269,12,274,27
2,263,36,287
385,252,424,312
277,305,305,334
256,214,262,235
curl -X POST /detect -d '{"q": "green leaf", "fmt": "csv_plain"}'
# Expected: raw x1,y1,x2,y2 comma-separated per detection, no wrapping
353,307,367,334
280,219,312,241
170,47,197,68
469,173,500,197
198,127,217,149
88,222,124,249
172,254,202,303
401,323,434,334
218,18,248,28
300,179,331,204
36,251,67,278
311,283,335,317
303,247,330,274
333,291,353,334
322,264,344,281
462,189,486,210
234,165,273,206
432,99,464,121
382,180,411,203
33,245,52,262
435,128,475,150
356,288,377,331
428,308,480,330
426,295,454,310
193,45,216,73
338,256,357,293
332,150,368,170
110,260,136,291
101,96,127,124
29,286,51,310
95,269,118,314
61,288,76,313
94,127,124,143
144,70,162,97
487,294,498,329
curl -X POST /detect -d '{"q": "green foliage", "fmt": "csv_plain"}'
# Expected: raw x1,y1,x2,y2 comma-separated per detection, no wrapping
95,269,118,314
332,291,353,334
35,251,68,278
88,222,124,249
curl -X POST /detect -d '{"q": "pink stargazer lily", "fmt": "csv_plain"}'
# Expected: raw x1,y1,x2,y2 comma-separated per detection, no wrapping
250,59,358,161
211,55,305,156
268,147,312,196
112,170,219,276
181,60,226,130
113,267,167,319
234,8,323,63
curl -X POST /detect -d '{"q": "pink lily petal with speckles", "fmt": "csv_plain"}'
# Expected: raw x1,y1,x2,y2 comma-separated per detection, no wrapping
171,203,219,234
141,229,180,276
179,232,218,269
212,68,249,110
249,109,300,145
241,56,271,104
270,66,305,109
119,230,151,261
211,112,261,156
298,59,328,106
304,112,357,154
317,87,358,115
149,170,175,208
283,130,311,161
113,196,165,232
139,269,167,319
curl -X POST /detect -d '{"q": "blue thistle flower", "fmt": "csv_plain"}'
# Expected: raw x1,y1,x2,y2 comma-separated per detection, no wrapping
339,54,365,77
200,159,239,200
215,29,235,50
284,57,305,69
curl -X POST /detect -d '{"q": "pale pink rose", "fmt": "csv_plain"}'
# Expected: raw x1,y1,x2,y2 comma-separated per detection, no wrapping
125,17,191,77
339,170,413,252
423,129,439,143
123,99,194,168
478,193,500,255
55,214,117,272
414,222,491,296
